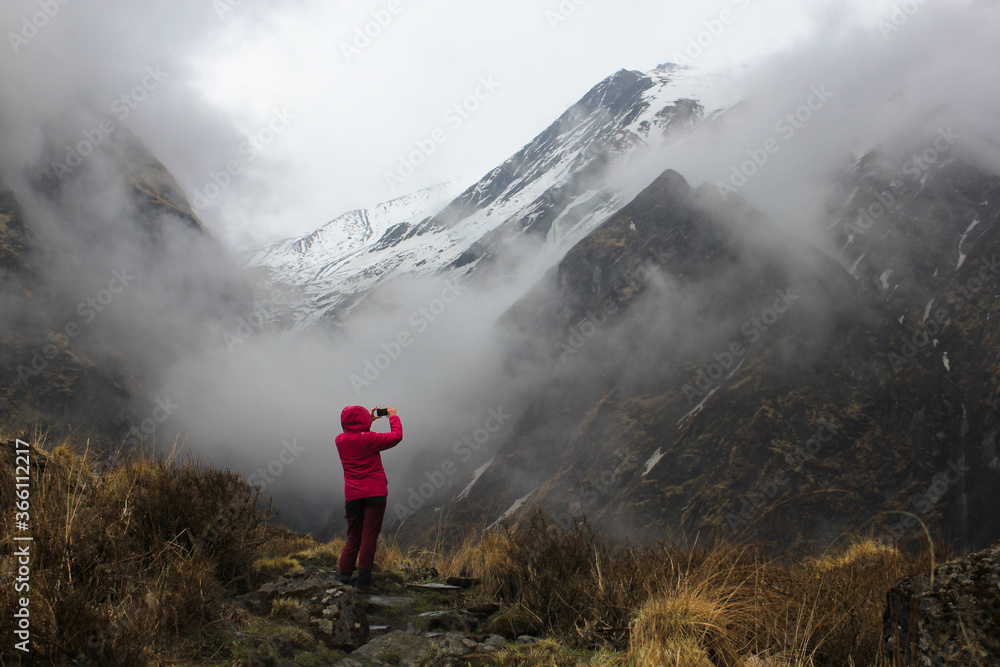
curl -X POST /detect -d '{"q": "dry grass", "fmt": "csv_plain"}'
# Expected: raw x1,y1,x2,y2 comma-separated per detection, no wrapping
269,596,309,622
459,509,934,667
0,432,937,666
253,555,301,580
0,433,276,665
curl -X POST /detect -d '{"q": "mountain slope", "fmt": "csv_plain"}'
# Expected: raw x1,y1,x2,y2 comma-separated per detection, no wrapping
397,152,1000,553
244,64,739,332
0,130,250,445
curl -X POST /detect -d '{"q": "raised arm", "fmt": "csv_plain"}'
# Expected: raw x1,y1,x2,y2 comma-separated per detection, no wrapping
370,413,402,452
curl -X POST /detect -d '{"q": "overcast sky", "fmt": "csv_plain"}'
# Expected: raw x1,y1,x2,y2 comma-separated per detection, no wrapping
1,0,941,248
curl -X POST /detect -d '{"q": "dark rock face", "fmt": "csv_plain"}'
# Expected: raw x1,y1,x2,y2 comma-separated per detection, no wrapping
401,151,1000,553
884,540,1000,665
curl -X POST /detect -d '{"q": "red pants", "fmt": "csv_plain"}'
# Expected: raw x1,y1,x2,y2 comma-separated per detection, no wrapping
338,496,386,573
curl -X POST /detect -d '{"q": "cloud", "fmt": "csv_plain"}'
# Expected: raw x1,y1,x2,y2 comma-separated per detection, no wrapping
3,0,997,537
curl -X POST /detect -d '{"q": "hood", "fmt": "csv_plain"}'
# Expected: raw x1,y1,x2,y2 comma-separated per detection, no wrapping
341,405,372,433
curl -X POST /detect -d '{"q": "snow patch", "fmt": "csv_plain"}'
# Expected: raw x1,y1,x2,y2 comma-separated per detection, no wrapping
956,217,981,270
942,352,950,372
456,458,494,501
678,387,718,426
923,299,934,322
642,448,665,477
879,269,893,290
488,490,535,529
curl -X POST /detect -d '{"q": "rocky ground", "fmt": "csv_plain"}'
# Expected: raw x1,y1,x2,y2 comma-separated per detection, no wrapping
219,568,548,667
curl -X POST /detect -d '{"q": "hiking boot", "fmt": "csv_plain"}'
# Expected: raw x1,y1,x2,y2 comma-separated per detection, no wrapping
335,570,352,585
354,569,379,594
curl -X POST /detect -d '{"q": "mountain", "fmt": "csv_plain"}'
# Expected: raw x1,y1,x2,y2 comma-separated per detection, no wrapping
395,145,1000,552
243,64,740,332
239,183,458,333
0,129,250,445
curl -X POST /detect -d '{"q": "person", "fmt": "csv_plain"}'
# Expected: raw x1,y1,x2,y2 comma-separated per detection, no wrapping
334,405,402,592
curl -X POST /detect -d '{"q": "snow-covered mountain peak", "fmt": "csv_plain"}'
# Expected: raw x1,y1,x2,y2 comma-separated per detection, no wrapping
243,62,743,332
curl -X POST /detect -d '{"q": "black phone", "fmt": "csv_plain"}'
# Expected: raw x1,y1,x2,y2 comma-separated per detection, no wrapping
375,408,389,417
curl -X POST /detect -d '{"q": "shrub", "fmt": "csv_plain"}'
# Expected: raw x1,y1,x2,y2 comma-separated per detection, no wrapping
0,434,275,664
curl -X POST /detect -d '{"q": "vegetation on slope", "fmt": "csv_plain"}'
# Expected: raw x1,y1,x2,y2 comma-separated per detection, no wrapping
0,433,939,666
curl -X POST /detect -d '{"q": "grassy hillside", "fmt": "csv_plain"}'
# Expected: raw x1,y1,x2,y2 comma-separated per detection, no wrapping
0,432,942,666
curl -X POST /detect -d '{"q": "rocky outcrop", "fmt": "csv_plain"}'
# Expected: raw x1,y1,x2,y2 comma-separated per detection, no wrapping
884,540,1000,665
235,569,369,651
231,568,519,665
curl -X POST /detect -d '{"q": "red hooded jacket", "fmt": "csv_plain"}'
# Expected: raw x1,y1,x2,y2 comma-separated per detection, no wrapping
335,405,403,501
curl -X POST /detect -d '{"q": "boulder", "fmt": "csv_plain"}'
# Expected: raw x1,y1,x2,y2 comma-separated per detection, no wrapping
352,630,437,666
884,540,1000,665
434,632,480,657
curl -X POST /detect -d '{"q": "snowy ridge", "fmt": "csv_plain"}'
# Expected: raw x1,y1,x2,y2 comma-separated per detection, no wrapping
243,64,742,333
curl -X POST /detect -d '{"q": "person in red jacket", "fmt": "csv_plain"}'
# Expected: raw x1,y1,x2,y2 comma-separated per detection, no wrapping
335,405,402,591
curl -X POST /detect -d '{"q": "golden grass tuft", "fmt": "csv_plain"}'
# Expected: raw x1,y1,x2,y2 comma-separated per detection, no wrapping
254,555,301,580
270,596,309,622
493,638,584,666
813,538,899,571
633,635,715,667
631,589,738,666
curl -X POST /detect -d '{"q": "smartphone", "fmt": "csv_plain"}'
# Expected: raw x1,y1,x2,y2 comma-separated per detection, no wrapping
375,408,389,417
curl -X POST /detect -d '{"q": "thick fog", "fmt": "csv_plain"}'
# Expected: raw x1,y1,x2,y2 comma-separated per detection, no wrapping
2,0,998,533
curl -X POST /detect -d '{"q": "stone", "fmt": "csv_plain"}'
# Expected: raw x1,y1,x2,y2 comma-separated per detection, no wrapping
884,540,1000,665
422,609,478,632
434,632,479,656
333,659,365,667
406,582,462,590
258,569,346,600
310,598,370,651
483,634,508,649
353,630,438,666
366,595,416,609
